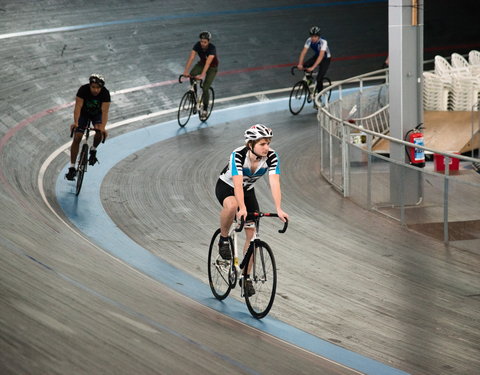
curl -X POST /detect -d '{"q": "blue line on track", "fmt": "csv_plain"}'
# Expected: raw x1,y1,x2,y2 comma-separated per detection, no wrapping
56,95,409,375
1,1,386,39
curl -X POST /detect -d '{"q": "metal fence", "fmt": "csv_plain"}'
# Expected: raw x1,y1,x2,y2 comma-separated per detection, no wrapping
317,69,480,246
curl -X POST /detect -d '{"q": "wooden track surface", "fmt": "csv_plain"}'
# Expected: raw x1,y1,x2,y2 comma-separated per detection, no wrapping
1,1,480,375
102,110,480,375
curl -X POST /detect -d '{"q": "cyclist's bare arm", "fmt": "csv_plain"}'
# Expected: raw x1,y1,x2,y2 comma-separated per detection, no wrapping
233,175,247,221
98,102,110,138
308,50,325,71
183,50,196,76
71,96,83,131
268,174,289,222
196,54,215,80
297,47,308,69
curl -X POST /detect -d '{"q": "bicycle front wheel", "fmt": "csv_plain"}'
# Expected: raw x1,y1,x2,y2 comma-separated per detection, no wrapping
244,241,277,319
75,144,88,196
177,91,195,127
289,81,308,115
208,229,234,300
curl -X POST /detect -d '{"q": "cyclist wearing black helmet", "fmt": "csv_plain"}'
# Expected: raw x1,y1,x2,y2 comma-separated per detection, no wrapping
182,31,219,121
65,74,111,180
296,26,332,94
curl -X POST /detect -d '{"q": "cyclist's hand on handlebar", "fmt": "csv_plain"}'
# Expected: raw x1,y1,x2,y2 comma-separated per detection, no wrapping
236,208,247,223
306,67,314,73
195,73,205,81
297,64,304,70
70,124,77,132
276,208,289,223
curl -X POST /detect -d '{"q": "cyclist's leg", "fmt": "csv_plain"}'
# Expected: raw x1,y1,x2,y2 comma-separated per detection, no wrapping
91,113,103,148
242,189,258,253
189,63,203,95
216,179,237,238
215,179,238,260
70,116,88,164
316,57,331,93
201,67,217,110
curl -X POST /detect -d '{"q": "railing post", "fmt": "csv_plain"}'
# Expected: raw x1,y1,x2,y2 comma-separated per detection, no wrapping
342,123,350,197
443,156,450,244
367,133,372,209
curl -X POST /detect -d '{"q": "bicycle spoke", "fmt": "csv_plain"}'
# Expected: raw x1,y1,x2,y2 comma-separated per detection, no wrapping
244,241,277,319
289,81,308,115
177,91,194,127
208,229,233,300
75,144,88,195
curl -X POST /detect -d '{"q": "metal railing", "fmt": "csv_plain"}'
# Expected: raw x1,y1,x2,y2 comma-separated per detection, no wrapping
316,69,480,245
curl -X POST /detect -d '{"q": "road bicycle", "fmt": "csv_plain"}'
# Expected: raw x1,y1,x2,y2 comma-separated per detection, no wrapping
177,75,215,127
289,66,332,115
69,127,104,196
207,212,288,319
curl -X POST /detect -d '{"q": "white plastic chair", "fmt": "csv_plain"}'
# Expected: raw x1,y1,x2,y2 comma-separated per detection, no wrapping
422,72,451,110
451,53,469,69
450,76,478,111
469,50,480,65
434,55,453,77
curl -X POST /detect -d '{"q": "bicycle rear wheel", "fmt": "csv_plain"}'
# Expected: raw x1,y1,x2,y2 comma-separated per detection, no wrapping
289,81,308,115
244,241,277,319
177,91,195,127
208,229,235,300
75,144,88,196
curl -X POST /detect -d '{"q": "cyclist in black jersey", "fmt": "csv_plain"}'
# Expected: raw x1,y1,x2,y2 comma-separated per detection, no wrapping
182,31,218,121
296,26,332,94
65,74,110,180
215,125,289,264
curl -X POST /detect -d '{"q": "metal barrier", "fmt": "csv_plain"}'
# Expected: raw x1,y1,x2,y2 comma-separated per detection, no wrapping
316,69,480,246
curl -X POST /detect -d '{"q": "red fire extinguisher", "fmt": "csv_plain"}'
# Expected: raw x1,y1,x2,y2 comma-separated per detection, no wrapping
405,124,425,168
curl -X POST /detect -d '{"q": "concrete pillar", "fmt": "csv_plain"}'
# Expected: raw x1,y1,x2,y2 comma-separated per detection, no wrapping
388,0,424,206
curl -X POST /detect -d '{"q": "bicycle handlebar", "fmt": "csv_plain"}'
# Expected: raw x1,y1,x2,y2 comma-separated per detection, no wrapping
235,212,288,233
70,127,106,143
178,74,203,88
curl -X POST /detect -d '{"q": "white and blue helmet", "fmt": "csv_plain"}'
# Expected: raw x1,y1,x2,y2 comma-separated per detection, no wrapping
244,124,273,142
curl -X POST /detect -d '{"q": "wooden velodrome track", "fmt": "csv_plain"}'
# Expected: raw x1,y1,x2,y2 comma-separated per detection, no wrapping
1,1,479,374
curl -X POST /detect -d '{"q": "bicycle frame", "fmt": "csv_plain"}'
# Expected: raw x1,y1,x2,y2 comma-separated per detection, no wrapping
230,213,288,296
178,75,206,111
177,75,215,126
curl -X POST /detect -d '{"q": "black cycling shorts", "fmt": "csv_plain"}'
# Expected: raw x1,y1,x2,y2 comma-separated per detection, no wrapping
215,179,259,217
76,113,102,133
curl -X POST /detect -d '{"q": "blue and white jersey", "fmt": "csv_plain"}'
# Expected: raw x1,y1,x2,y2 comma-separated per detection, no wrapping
304,37,331,58
219,146,280,190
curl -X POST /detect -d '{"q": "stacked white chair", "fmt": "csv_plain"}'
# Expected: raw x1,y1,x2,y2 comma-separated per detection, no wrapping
453,52,480,76
468,50,480,65
432,54,480,111
423,72,450,110
450,76,476,111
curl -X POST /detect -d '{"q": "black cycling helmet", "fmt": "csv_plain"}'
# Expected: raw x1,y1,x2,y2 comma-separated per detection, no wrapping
199,31,211,40
309,26,321,36
89,73,105,87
